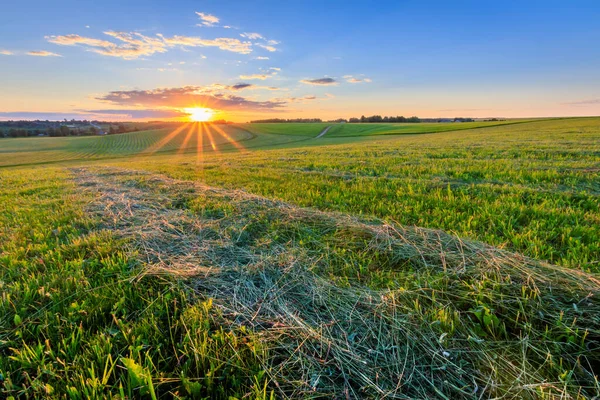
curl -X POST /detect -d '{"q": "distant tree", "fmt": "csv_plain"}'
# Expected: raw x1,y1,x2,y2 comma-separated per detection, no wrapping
249,118,323,123
109,126,117,135
117,124,127,133
90,126,98,135
10,129,28,137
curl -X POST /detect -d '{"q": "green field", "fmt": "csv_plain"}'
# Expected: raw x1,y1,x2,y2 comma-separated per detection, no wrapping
241,122,331,136
0,125,254,167
324,119,538,137
1,118,599,398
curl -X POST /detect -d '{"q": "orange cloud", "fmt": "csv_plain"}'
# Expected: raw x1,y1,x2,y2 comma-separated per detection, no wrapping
196,12,220,27
96,86,287,111
46,31,253,59
255,43,277,52
46,32,167,59
158,35,252,54
343,75,372,83
27,50,62,57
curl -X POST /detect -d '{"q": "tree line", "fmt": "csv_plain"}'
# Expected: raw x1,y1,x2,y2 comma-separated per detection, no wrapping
0,121,141,138
348,115,421,123
250,118,324,123
250,116,477,123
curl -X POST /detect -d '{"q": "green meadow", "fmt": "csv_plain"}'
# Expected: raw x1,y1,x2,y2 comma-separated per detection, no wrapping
1,118,599,399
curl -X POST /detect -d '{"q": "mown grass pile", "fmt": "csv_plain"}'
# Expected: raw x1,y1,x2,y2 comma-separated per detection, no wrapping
125,117,600,272
0,168,269,399
7,166,596,398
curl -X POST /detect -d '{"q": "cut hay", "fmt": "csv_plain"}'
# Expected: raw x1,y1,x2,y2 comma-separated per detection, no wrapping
73,167,600,399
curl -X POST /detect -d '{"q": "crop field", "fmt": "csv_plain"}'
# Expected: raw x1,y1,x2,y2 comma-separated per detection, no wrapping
0,124,254,167
323,119,538,137
241,122,331,137
1,117,600,399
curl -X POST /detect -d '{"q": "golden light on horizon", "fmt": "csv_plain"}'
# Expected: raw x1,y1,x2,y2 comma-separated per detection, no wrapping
138,120,245,168
186,107,214,122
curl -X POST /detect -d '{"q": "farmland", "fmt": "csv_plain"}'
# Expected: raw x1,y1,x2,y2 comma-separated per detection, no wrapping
1,118,600,399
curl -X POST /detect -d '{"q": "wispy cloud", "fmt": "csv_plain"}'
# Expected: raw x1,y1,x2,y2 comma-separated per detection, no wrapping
241,32,264,40
45,11,278,59
254,56,269,60
46,31,253,59
47,32,167,59
82,109,188,119
343,75,372,83
0,109,186,120
0,50,13,55
28,50,62,57
226,83,280,91
240,33,280,52
255,43,277,52
240,67,280,80
284,95,318,103
159,35,252,54
48,34,118,48
229,83,254,90
563,99,600,106
272,93,333,104
300,77,337,86
96,86,287,111
196,12,220,27
239,74,271,80
437,108,489,112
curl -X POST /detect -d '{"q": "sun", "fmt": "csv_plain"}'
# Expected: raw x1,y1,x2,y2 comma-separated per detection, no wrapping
186,107,214,122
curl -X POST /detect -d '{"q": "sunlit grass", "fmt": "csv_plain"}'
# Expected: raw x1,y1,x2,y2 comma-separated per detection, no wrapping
1,117,599,398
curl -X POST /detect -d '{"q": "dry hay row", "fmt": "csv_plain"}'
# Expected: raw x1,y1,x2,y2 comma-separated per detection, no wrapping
71,166,600,399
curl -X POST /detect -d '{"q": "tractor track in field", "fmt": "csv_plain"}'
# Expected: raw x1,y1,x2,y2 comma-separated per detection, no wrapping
315,125,332,138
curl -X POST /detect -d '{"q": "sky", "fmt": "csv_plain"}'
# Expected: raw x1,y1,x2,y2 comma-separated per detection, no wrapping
1,0,600,122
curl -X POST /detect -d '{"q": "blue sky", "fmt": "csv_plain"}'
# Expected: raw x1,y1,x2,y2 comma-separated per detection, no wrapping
1,0,600,121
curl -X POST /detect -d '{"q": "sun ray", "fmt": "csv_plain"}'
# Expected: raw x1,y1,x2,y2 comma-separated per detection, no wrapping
205,124,218,152
177,123,196,155
194,123,205,181
211,124,246,152
142,122,190,156
196,123,204,166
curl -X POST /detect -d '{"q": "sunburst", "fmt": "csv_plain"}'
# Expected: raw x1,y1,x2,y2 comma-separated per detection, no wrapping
186,107,214,122
139,111,244,170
